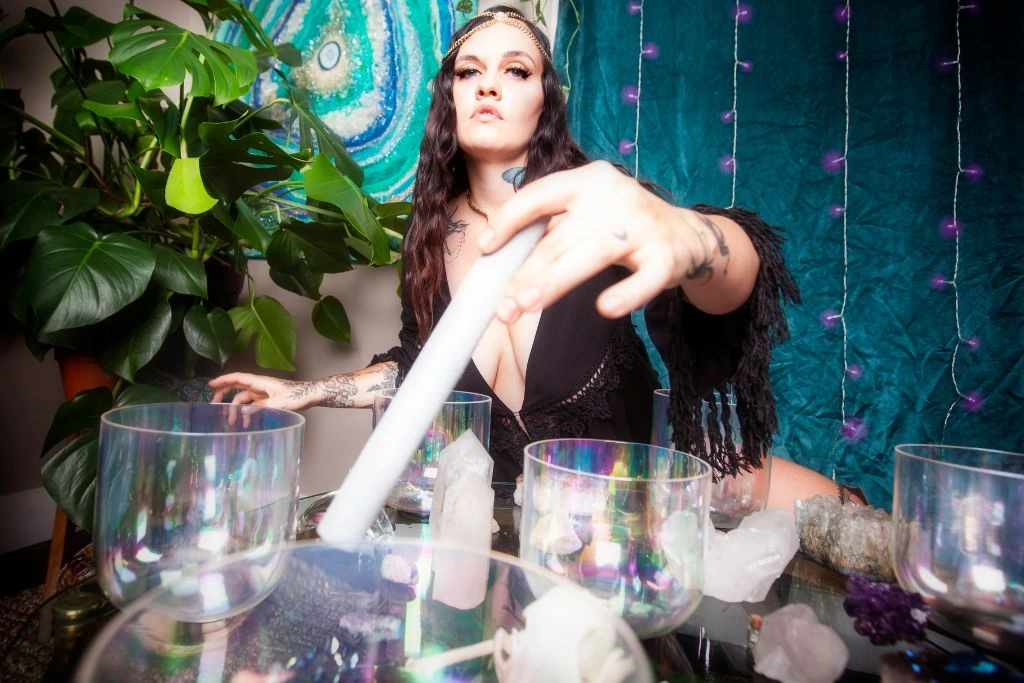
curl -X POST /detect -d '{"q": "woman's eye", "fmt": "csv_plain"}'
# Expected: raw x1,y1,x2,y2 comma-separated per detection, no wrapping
508,67,530,79
456,68,479,79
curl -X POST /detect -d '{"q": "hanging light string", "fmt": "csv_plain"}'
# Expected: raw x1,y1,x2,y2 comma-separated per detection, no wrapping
727,0,742,208
941,1,974,436
632,0,645,176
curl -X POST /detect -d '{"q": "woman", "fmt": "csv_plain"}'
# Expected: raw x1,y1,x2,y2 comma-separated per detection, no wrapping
211,8,848,504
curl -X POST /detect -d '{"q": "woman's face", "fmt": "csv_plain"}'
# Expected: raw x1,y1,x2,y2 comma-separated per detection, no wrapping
451,22,545,164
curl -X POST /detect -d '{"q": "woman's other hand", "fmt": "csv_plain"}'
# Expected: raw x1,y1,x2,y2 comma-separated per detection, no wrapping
480,161,759,323
208,373,318,411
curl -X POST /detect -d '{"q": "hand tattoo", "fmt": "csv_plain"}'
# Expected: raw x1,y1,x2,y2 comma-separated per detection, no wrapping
299,375,358,408
365,362,399,393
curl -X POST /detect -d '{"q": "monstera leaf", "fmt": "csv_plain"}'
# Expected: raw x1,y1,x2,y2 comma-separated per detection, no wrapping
303,155,389,265
41,383,179,532
20,222,156,334
109,7,256,105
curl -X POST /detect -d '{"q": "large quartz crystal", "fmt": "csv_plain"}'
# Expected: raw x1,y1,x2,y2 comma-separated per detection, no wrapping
753,603,848,683
703,509,799,603
427,431,496,609
795,495,895,582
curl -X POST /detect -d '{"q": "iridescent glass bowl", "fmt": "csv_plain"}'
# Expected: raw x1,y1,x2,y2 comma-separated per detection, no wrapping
77,539,655,682
520,438,711,638
374,389,491,516
95,402,304,616
652,389,771,528
893,444,1024,653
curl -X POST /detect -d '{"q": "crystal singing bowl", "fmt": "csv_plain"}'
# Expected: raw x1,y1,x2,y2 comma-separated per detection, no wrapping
892,444,1024,652
77,539,654,682
651,390,771,529
374,389,492,516
94,402,304,615
521,439,712,638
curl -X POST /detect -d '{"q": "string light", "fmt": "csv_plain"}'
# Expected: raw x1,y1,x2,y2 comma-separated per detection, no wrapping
721,1,752,208
940,1,985,436
617,0,658,178
824,1,858,467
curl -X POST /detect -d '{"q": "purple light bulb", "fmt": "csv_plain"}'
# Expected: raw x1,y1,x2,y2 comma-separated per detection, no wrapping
960,2,981,16
963,162,984,182
935,56,957,76
621,85,640,105
721,109,735,124
961,391,984,413
829,204,845,218
618,140,636,155
819,309,839,329
822,149,845,174
846,364,863,380
626,0,642,15
833,4,850,23
734,3,753,23
738,59,754,73
964,335,980,351
841,417,867,443
836,49,848,61
641,42,660,60
939,216,960,240
718,155,736,174
930,273,949,291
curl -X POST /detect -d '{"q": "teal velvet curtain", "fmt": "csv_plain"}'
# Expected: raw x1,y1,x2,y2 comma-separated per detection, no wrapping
555,1,1022,507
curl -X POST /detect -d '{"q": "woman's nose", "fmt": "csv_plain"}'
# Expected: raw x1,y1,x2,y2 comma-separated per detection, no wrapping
476,71,500,98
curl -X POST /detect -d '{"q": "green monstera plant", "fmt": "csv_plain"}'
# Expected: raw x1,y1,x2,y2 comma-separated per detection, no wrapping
0,0,407,529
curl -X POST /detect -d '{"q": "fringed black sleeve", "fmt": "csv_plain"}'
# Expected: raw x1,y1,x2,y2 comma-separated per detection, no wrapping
666,205,801,480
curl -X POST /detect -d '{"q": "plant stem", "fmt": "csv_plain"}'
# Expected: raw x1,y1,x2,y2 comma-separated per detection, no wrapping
191,218,201,259
180,96,195,158
0,101,87,158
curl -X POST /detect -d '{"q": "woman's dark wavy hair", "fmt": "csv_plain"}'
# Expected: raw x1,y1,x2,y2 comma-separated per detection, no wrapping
403,6,588,343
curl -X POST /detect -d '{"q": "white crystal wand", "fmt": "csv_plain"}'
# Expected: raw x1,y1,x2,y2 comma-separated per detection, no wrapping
317,221,546,544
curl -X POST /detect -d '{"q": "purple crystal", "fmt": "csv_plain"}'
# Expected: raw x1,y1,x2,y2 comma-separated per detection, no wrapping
843,576,930,646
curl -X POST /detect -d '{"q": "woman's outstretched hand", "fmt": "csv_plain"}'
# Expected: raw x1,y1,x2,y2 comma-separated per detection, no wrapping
479,161,759,323
208,372,318,412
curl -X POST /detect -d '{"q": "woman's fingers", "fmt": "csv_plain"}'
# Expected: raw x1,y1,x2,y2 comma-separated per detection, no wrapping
596,250,676,317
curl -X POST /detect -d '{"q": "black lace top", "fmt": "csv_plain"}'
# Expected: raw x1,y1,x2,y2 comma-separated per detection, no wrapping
373,206,799,483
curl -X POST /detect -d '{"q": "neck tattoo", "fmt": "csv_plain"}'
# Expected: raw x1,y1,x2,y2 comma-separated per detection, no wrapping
465,190,489,222
445,212,468,261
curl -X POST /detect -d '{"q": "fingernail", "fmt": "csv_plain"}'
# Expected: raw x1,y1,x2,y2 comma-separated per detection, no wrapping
518,287,541,310
497,298,519,321
478,229,494,250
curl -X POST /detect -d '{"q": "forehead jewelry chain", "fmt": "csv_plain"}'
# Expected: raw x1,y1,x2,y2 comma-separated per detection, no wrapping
466,191,489,221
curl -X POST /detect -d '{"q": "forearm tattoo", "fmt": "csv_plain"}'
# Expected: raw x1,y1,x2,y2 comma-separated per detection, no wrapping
683,212,731,282
288,374,358,408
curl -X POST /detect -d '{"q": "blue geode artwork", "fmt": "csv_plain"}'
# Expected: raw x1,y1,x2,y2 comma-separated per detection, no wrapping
216,0,477,201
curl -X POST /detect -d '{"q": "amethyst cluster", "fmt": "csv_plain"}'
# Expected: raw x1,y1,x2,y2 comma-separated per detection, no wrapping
843,576,930,645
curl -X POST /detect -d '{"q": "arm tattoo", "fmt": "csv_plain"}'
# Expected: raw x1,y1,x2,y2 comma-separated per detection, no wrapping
287,375,359,408
682,213,731,282
365,362,399,394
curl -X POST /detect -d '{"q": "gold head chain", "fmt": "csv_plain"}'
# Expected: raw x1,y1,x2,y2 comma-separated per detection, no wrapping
443,10,551,62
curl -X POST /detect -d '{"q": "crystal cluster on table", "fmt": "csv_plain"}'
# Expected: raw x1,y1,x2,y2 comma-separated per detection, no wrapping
796,494,896,582
703,508,800,603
